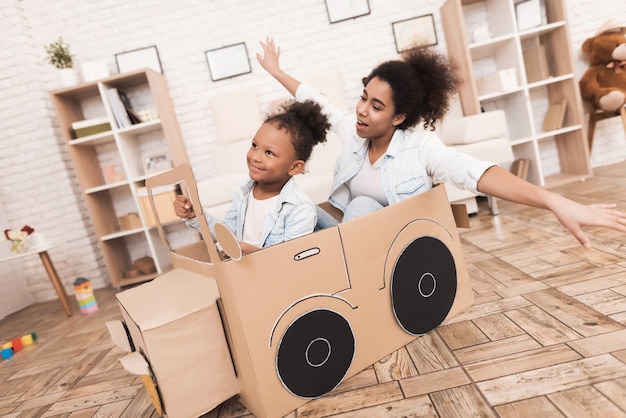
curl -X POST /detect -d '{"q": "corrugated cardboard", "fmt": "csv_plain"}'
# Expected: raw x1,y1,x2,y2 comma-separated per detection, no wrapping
138,164,473,418
115,270,238,418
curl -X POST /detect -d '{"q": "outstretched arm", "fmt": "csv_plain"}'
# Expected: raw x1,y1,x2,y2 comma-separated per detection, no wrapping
257,36,301,96
477,165,626,249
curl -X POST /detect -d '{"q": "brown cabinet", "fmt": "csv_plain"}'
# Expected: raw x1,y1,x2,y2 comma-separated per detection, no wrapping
50,69,188,288
440,0,592,187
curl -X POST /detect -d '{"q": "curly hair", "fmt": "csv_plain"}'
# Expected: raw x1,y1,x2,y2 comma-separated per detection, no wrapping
362,47,460,131
265,100,330,162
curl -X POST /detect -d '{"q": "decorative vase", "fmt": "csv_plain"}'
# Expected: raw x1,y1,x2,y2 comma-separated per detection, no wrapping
58,68,80,87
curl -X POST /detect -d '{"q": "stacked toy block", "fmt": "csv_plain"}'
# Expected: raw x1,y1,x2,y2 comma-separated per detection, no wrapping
73,277,98,314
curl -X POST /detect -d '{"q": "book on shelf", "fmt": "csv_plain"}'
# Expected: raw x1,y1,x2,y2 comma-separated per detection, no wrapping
106,88,140,128
542,99,568,132
70,116,111,139
510,158,530,181
118,90,142,124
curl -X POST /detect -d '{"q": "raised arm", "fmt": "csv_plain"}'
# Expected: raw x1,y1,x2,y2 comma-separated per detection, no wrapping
257,37,301,96
477,165,626,249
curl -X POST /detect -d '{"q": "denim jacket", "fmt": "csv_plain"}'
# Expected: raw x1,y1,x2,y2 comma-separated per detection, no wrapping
187,176,316,248
296,83,496,213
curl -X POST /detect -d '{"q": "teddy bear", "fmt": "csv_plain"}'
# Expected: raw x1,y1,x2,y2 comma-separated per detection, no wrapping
579,18,626,113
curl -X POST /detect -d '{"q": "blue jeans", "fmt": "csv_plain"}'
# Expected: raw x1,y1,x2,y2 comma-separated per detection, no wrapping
315,196,384,230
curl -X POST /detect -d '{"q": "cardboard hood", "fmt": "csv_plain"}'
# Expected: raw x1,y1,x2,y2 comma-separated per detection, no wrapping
114,270,239,418
143,163,473,418
116,269,216,330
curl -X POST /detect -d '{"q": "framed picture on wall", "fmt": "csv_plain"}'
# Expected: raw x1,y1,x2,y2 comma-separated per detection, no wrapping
115,46,163,74
325,0,370,24
205,42,252,82
392,14,438,53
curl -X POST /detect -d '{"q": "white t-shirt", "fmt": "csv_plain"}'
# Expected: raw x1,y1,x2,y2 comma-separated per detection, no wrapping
242,192,279,247
349,155,388,207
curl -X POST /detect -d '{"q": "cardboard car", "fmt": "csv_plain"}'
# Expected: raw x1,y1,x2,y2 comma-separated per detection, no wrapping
109,163,473,418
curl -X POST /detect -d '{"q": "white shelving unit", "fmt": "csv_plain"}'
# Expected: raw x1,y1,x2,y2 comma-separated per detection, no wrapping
440,0,592,187
50,69,188,288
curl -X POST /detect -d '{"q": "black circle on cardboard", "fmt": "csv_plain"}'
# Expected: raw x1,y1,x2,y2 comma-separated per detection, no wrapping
277,309,355,398
391,236,457,335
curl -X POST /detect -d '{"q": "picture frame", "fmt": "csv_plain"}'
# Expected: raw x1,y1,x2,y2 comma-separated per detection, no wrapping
115,45,163,74
515,0,542,31
205,43,252,82
143,151,172,175
392,14,438,53
325,0,370,24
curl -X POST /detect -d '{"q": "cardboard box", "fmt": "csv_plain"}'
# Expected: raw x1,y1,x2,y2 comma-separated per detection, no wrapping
138,164,473,418
114,270,239,418
133,256,156,274
523,45,549,83
476,68,518,96
136,186,179,226
118,213,142,230
515,0,542,31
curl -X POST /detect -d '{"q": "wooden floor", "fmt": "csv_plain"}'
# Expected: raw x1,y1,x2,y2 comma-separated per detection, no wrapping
2,162,626,418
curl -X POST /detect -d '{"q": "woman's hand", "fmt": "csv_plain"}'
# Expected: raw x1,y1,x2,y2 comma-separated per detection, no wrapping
547,195,626,249
173,195,196,219
478,166,626,249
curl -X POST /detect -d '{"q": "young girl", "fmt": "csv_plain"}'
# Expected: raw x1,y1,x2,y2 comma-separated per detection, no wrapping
257,37,626,249
174,100,330,254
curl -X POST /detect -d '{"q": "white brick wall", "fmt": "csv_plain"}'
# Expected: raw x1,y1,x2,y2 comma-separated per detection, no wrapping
0,0,623,304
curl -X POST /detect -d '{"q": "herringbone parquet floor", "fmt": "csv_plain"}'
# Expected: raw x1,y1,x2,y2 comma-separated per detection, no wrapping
2,162,626,418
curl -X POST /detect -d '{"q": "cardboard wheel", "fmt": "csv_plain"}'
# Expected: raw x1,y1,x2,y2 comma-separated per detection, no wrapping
276,309,355,398
391,236,457,335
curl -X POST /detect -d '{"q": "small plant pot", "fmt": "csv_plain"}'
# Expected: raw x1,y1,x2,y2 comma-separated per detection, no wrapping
58,68,79,87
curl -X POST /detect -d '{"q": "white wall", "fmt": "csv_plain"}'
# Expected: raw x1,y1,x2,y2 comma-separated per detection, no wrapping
0,0,624,303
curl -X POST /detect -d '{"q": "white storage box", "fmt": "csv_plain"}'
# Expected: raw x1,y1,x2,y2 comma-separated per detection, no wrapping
439,110,508,145
476,68,518,96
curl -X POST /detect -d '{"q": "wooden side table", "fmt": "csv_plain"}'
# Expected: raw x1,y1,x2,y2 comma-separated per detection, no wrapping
0,240,72,317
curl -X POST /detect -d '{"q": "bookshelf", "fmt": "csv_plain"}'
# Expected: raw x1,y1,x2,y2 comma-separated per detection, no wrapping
50,69,188,288
440,0,592,188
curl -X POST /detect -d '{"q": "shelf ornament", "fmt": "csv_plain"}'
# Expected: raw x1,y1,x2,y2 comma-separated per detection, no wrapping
45,37,79,87
2,225,35,254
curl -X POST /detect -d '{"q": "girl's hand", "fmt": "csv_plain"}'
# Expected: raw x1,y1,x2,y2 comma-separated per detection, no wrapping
257,36,281,76
173,194,196,219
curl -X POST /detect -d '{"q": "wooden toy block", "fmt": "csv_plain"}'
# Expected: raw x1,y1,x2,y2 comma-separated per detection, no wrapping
21,334,34,346
11,338,23,352
1,347,13,359
81,305,99,314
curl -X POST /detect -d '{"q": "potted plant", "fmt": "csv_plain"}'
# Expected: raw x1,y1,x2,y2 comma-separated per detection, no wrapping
45,37,79,86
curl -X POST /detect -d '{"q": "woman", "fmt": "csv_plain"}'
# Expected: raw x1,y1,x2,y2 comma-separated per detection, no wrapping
257,37,626,249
